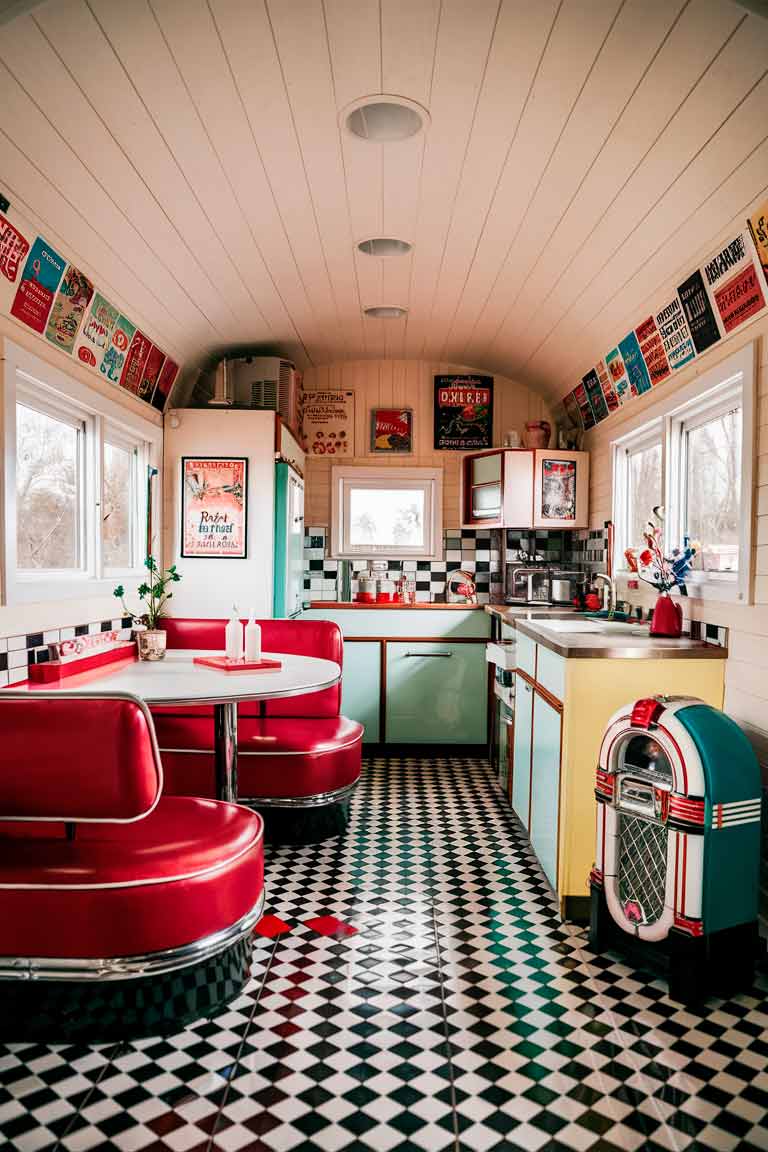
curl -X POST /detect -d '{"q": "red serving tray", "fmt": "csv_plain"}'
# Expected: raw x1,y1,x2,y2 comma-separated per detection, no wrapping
193,655,282,673
28,641,137,683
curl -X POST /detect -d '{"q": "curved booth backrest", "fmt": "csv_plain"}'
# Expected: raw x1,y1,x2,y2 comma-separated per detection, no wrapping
0,695,162,821
160,618,343,717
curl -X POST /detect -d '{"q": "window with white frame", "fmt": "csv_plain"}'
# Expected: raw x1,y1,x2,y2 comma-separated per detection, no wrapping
3,341,161,604
612,343,755,603
330,467,443,560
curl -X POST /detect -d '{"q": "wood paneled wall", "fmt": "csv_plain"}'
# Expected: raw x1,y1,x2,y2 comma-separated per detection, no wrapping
582,320,768,769
302,360,551,528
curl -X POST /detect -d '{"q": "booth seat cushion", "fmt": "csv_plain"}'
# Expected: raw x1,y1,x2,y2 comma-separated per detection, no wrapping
0,798,264,959
156,618,342,718
154,715,363,802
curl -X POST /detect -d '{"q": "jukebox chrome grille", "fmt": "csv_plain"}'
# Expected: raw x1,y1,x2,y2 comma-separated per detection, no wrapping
618,814,667,925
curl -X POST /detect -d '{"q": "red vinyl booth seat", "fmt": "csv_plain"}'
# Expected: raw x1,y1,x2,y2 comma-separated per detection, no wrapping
153,619,363,809
0,694,264,977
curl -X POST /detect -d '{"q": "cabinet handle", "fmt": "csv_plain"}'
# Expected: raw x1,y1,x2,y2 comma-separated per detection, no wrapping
404,650,452,658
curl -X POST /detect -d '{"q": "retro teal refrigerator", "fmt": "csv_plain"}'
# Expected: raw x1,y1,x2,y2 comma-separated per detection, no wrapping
273,461,305,618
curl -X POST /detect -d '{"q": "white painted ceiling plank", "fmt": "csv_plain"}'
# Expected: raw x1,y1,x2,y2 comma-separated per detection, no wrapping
89,0,296,346
442,0,622,369
210,0,341,354
401,0,502,361
0,14,217,352
267,0,366,360
492,0,745,369
151,0,327,365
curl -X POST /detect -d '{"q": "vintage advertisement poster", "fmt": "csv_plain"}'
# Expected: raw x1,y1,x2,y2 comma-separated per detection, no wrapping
605,346,632,405
595,357,619,412
635,315,670,387
434,375,493,450
583,369,608,422
100,314,136,384
10,235,65,333
181,458,247,559
562,390,582,429
541,459,577,521
618,330,652,396
152,356,178,411
0,212,29,291
703,231,765,335
303,390,355,456
573,380,595,429
747,198,768,288
119,328,152,394
138,344,165,401
678,268,721,353
45,265,94,353
655,297,695,372
371,408,413,453
74,292,118,370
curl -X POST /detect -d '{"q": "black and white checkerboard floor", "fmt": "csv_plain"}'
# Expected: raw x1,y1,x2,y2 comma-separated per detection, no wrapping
2,757,768,1151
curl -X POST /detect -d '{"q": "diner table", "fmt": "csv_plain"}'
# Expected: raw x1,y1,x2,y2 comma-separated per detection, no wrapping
8,650,342,803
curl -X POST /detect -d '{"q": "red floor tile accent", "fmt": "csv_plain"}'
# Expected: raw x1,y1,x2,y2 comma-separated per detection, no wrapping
253,914,292,938
303,915,358,938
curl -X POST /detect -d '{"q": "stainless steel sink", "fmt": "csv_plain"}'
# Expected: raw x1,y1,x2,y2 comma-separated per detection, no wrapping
537,619,642,636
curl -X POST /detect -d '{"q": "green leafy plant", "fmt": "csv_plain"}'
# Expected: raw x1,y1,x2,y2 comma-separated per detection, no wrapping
114,557,181,630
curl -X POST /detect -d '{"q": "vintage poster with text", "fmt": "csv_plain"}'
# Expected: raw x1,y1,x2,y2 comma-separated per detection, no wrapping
10,235,65,333
583,369,608,423
618,330,652,396
678,269,720,353
152,356,178,411
45,265,94,353
635,315,670,387
302,390,355,456
74,292,119,371
434,375,493,450
0,211,29,314
703,232,765,335
100,314,136,384
573,380,595,429
181,458,247,559
605,346,632,406
595,357,619,412
655,297,695,372
138,345,166,402
747,198,768,289
119,329,153,394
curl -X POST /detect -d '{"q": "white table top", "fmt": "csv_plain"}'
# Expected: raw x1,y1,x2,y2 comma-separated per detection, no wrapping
8,650,342,706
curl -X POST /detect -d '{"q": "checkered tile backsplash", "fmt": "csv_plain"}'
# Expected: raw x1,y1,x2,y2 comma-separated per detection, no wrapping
0,616,133,687
304,527,504,603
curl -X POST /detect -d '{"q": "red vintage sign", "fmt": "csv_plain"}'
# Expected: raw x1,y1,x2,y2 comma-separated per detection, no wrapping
635,315,670,387
152,356,178,411
713,262,766,333
138,344,165,401
0,213,29,283
119,329,152,394
372,408,412,452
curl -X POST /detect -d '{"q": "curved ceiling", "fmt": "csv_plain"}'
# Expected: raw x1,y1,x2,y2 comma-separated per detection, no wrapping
1,0,767,402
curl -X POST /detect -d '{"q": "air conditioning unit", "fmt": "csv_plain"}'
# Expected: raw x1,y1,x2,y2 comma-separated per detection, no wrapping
227,355,299,425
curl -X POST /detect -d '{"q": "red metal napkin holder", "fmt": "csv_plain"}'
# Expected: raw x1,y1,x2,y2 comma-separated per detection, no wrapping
29,641,137,684
193,655,282,673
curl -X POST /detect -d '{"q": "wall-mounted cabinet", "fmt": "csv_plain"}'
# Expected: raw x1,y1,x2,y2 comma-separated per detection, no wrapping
461,448,589,530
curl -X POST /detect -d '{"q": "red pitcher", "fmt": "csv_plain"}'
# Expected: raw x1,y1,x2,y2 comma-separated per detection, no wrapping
650,593,682,638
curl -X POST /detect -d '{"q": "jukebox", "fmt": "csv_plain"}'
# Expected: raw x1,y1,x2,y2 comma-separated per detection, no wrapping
590,696,762,1003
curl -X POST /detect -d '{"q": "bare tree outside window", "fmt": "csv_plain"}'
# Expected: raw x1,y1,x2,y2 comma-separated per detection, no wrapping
16,404,81,570
686,409,741,572
627,442,662,550
103,441,135,568
350,488,424,549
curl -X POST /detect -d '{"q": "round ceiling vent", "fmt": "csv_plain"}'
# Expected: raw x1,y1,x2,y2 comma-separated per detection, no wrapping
357,237,412,258
363,305,408,319
343,95,429,142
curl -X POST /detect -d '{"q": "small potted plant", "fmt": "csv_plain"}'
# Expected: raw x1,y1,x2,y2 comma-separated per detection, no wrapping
114,557,181,660
625,510,698,638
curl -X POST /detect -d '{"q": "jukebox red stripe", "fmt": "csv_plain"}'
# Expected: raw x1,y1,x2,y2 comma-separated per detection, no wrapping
673,913,703,937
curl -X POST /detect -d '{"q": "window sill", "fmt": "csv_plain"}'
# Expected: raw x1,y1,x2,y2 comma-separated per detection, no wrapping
4,573,144,607
617,571,746,605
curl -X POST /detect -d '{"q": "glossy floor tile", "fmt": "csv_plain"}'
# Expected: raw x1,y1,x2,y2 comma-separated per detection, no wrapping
2,757,767,1151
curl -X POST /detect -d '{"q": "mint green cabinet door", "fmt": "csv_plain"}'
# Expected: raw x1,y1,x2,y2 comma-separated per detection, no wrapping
386,643,487,744
529,693,562,892
341,642,381,743
512,673,533,830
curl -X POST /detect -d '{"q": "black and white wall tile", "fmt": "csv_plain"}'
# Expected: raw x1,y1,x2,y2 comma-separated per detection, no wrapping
304,527,504,604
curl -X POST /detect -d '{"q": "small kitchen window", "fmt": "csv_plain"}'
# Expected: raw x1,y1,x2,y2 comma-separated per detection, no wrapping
330,466,443,560
612,343,755,603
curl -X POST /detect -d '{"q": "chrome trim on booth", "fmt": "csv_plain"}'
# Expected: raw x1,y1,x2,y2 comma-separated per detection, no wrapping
0,891,265,982
160,739,362,758
240,782,358,809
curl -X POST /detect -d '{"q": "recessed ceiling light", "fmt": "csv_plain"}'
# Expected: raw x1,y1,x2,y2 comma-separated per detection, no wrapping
357,237,412,258
343,95,429,142
363,305,408,319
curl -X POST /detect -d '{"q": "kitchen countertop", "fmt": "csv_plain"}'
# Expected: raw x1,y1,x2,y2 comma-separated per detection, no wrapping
485,604,575,623
515,617,727,660
307,601,486,610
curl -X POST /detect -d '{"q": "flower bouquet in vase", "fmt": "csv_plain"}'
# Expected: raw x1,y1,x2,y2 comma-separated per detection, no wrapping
624,511,698,638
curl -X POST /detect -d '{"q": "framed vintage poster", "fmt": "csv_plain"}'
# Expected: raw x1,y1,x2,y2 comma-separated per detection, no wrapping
371,407,413,453
302,389,354,457
181,457,248,559
540,458,577,521
434,375,493,450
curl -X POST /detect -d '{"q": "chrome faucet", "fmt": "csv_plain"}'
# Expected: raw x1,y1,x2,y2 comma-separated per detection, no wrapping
593,572,616,618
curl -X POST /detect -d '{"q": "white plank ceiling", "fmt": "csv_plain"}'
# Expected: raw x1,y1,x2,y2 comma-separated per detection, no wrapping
0,0,766,400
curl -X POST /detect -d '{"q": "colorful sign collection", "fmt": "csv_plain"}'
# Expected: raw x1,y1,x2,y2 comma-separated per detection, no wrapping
562,202,768,430
0,202,178,412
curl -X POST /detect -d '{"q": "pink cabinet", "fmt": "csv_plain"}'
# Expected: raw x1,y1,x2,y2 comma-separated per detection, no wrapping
461,448,589,530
